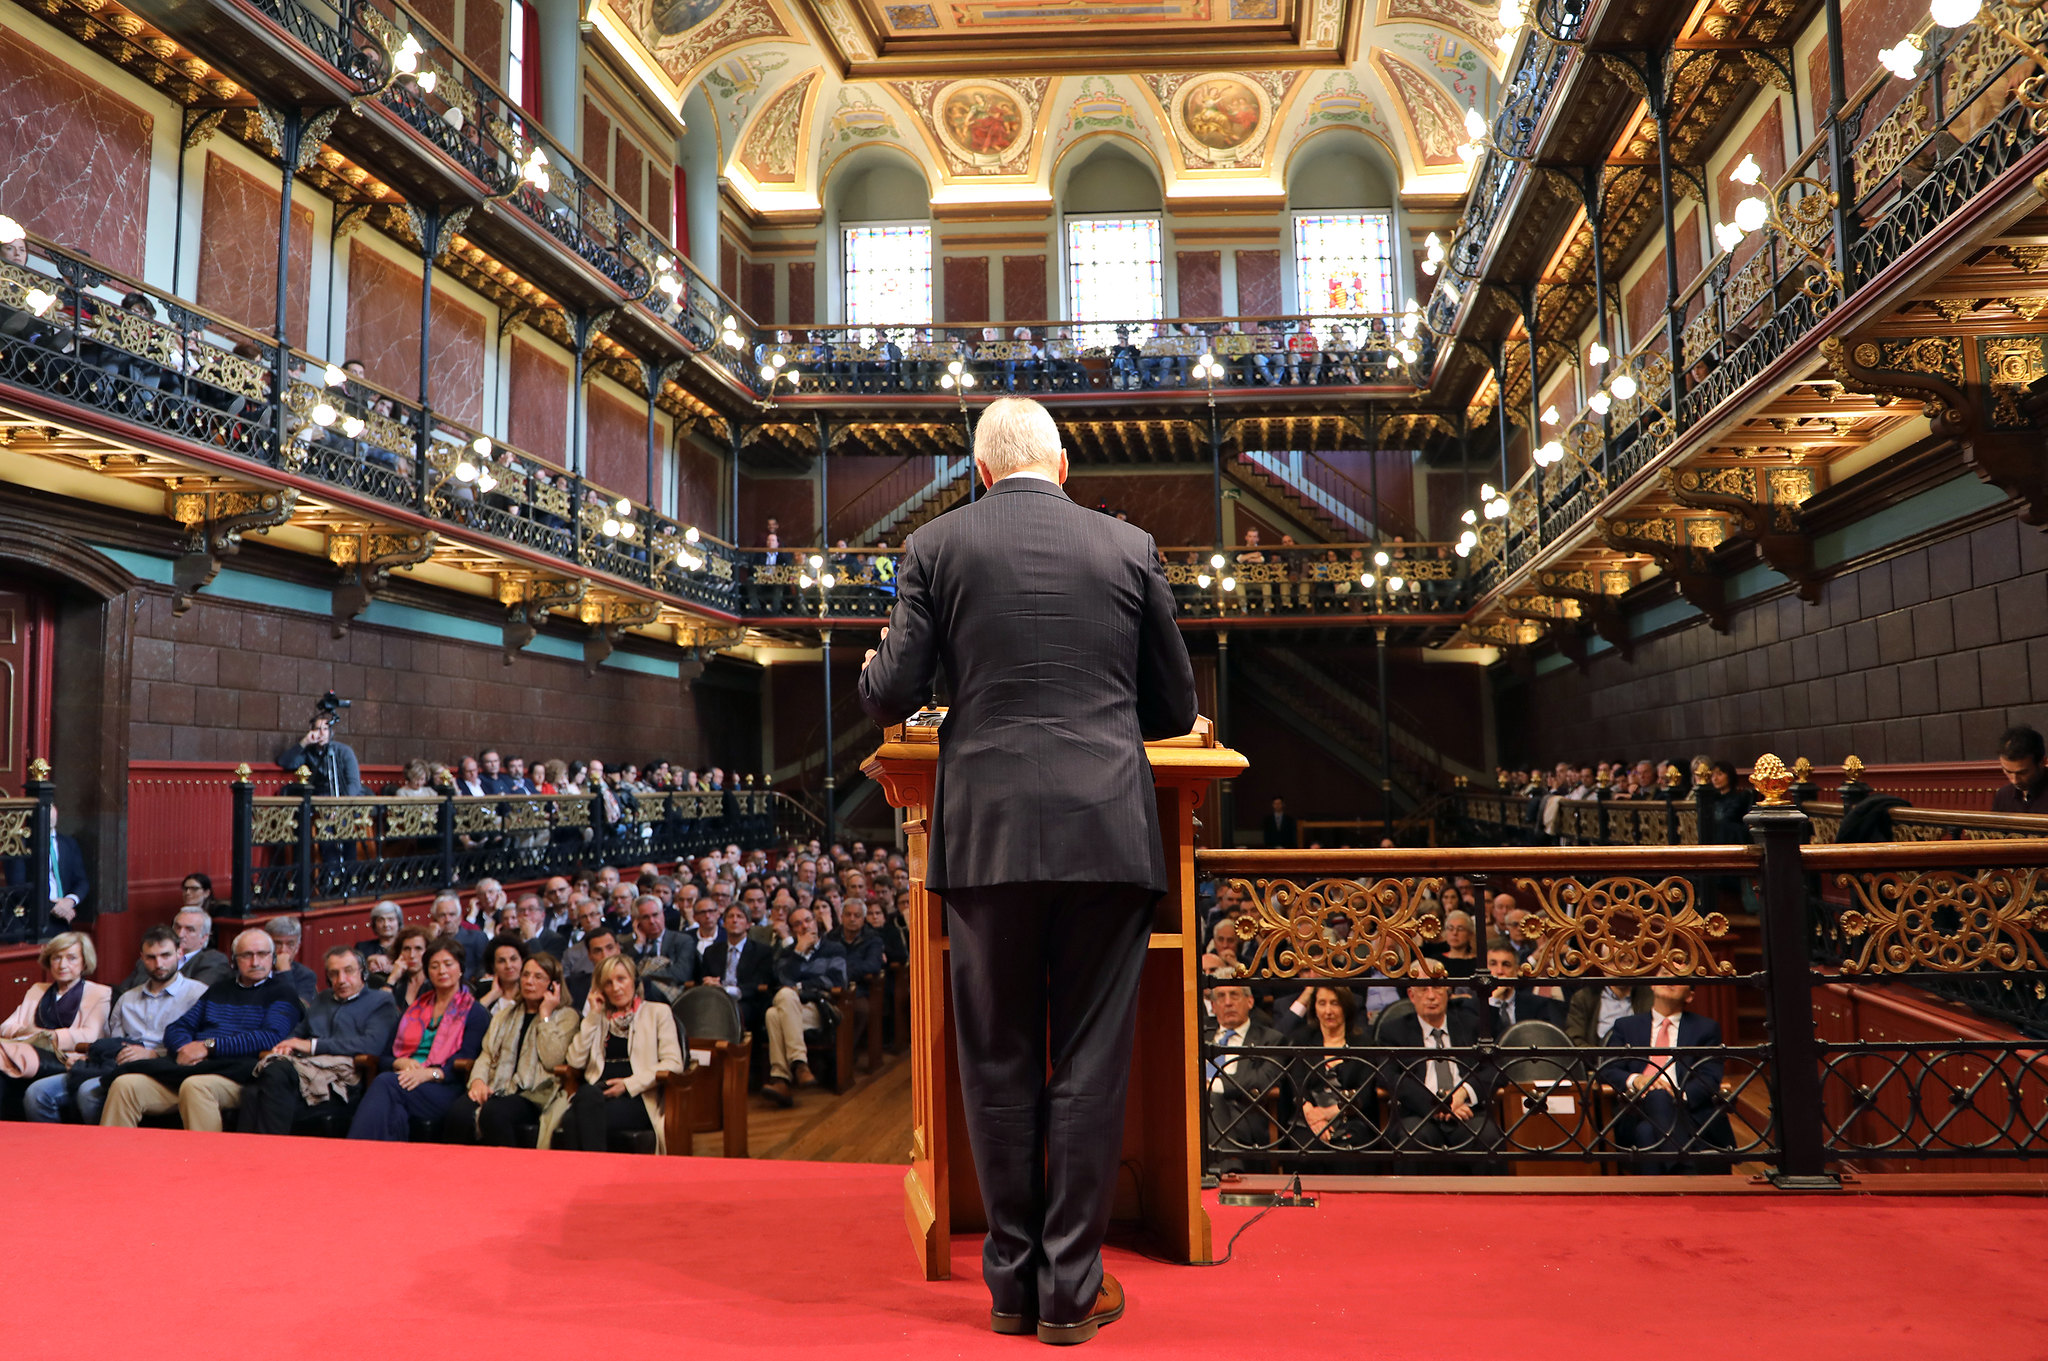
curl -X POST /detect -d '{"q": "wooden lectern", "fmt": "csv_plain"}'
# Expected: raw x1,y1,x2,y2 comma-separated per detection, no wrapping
862,713,1246,1280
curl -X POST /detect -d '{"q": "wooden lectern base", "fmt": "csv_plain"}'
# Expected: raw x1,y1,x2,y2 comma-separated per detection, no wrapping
864,714,1246,1279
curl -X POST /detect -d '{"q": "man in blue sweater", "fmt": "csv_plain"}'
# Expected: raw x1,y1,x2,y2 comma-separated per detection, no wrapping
237,945,399,1135
100,928,301,1131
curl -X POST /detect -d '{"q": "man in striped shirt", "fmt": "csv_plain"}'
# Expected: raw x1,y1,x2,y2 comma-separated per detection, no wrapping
100,928,301,1132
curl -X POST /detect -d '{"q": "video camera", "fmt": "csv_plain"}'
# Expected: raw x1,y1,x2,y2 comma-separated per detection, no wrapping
309,690,351,731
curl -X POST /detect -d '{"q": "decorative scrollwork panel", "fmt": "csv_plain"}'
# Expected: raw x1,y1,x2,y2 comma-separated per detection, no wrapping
0,806,30,857
1225,876,1444,979
1515,876,1734,976
252,802,301,845
1833,868,2048,973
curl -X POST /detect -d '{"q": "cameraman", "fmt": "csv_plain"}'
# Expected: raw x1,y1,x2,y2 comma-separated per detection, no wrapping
278,713,363,797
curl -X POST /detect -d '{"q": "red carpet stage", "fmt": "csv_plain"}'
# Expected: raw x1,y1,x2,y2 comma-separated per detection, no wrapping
6,1124,2045,1360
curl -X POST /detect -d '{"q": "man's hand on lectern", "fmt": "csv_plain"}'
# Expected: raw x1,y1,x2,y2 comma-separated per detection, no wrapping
863,626,888,671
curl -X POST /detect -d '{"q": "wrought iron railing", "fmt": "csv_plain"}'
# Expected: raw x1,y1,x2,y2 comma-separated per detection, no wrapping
231,778,812,915
1160,542,1469,617
0,763,56,944
752,312,1424,396
1197,810,2048,1179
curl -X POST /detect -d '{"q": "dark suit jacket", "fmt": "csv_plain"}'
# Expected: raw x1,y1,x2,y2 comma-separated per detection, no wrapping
1598,1010,1724,1112
5,832,90,921
857,476,1197,892
1486,985,1565,1033
700,934,778,1021
122,948,232,993
1260,813,1299,849
1376,1008,1499,1120
629,930,699,989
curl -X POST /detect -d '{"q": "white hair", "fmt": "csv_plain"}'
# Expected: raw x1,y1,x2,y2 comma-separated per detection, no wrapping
975,397,1063,480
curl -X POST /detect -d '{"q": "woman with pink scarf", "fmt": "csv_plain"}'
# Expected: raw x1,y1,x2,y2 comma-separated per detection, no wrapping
348,935,489,1140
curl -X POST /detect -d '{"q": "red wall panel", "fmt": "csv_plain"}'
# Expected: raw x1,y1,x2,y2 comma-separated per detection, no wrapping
944,255,990,323
0,29,153,276
1003,254,1048,322
507,338,569,463
788,260,815,325
1176,250,1221,317
1236,250,1282,317
196,153,314,346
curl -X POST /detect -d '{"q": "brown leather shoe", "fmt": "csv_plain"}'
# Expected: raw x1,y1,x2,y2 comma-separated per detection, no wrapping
792,1062,817,1088
1036,1273,1123,1345
989,1309,1035,1335
762,1078,793,1108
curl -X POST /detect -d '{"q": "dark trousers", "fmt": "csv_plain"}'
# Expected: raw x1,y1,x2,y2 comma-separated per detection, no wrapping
238,1059,338,1135
442,1091,542,1147
943,881,1153,1326
564,1083,650,1151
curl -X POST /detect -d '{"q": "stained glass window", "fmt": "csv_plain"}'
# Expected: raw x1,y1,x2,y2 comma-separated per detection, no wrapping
843,224,933,326
1066,217,1163,349
1292,213,1394,315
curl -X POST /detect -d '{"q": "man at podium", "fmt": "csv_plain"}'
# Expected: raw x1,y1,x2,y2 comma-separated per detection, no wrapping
858,396,1197,1345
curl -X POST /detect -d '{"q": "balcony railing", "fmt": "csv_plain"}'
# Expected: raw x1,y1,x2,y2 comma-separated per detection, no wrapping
232,781,811,915
1161,543,1469,617
746,312,1427,397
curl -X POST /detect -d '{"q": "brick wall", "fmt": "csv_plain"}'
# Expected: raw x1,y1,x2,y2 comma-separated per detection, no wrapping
126,586,704,773
1499,512,2048,769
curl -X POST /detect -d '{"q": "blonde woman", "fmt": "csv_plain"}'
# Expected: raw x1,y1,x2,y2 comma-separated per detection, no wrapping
0,932,110,1118
443,952,577,1146
543,954,683,1152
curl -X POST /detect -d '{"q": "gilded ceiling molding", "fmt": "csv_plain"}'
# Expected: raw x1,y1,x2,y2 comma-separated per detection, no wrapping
586,0,797,111
1374,0,1503,69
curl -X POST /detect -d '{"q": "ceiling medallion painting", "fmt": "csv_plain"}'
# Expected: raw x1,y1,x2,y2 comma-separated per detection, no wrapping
1143,70,1299,170
593,0,793,104
887,76,1050,177
1176,73,1269,161
936,81,1027,164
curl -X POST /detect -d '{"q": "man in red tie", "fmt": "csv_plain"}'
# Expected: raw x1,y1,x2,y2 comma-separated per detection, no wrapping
1597,982,1727,1171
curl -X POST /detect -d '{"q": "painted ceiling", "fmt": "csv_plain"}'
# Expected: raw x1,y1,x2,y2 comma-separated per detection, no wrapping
585,0,1503,209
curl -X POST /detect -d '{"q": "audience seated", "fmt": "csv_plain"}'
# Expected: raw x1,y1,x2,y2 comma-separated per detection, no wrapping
27,927,201,1123
565,925,624,1010
266,915,319,1002
384,926,434,1010
0,932,110,1119
763,904,845,1106
358,901,404,976
122,906,231,990
1377,965,1500,1154
624,894,697,1003
1293,984,1374,1152
1204,974,1287,1170
1597,983,1727,1172
1483,935,1563,1031
1566,981,1651,1047
700,903,776,1035
348,935,489,1141
443,951,575,1147
239,944,399,1135
544,955,684,1152
101,928,299,1132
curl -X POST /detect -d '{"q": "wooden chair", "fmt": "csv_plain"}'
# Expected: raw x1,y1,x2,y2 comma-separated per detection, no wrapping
671,987,751,1157
802,986,858,1094
551,1061,693,1154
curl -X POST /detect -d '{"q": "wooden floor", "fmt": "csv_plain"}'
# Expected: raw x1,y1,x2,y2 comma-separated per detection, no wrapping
689,1052,913,1162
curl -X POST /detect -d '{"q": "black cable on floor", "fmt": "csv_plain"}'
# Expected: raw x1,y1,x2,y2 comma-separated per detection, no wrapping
1115,1159,1286,1266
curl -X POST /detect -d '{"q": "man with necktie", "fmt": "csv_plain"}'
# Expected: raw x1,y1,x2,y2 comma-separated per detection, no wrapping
5,802,89,936
1598,982,1727,1171
1377,963,1501,1153
859,396,1196,1345
1483,936,1562,1032
1203,975,1287,1176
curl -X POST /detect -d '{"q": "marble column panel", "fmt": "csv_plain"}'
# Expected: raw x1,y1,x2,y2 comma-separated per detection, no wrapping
585,386,645,499
427,287,486,427
613,136,644,219
414,0,456,39
1717,103,1786,275
346,241,424,398
944,255,989,323
649,163,672,242
464,0,503,77
583,100,611,182
1624,207,1700,348
508,338,569,463
0,28,152,276
787,261,815,324
1175,251,1220,318
1811,0,1920,112
739,477,817,546
1002,254,1047,323
1234,250,1282,318
675,440,721,530
196,153,314,345
720,247,738,302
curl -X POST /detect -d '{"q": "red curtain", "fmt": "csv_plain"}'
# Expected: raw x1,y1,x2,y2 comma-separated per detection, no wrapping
519,1,542,116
